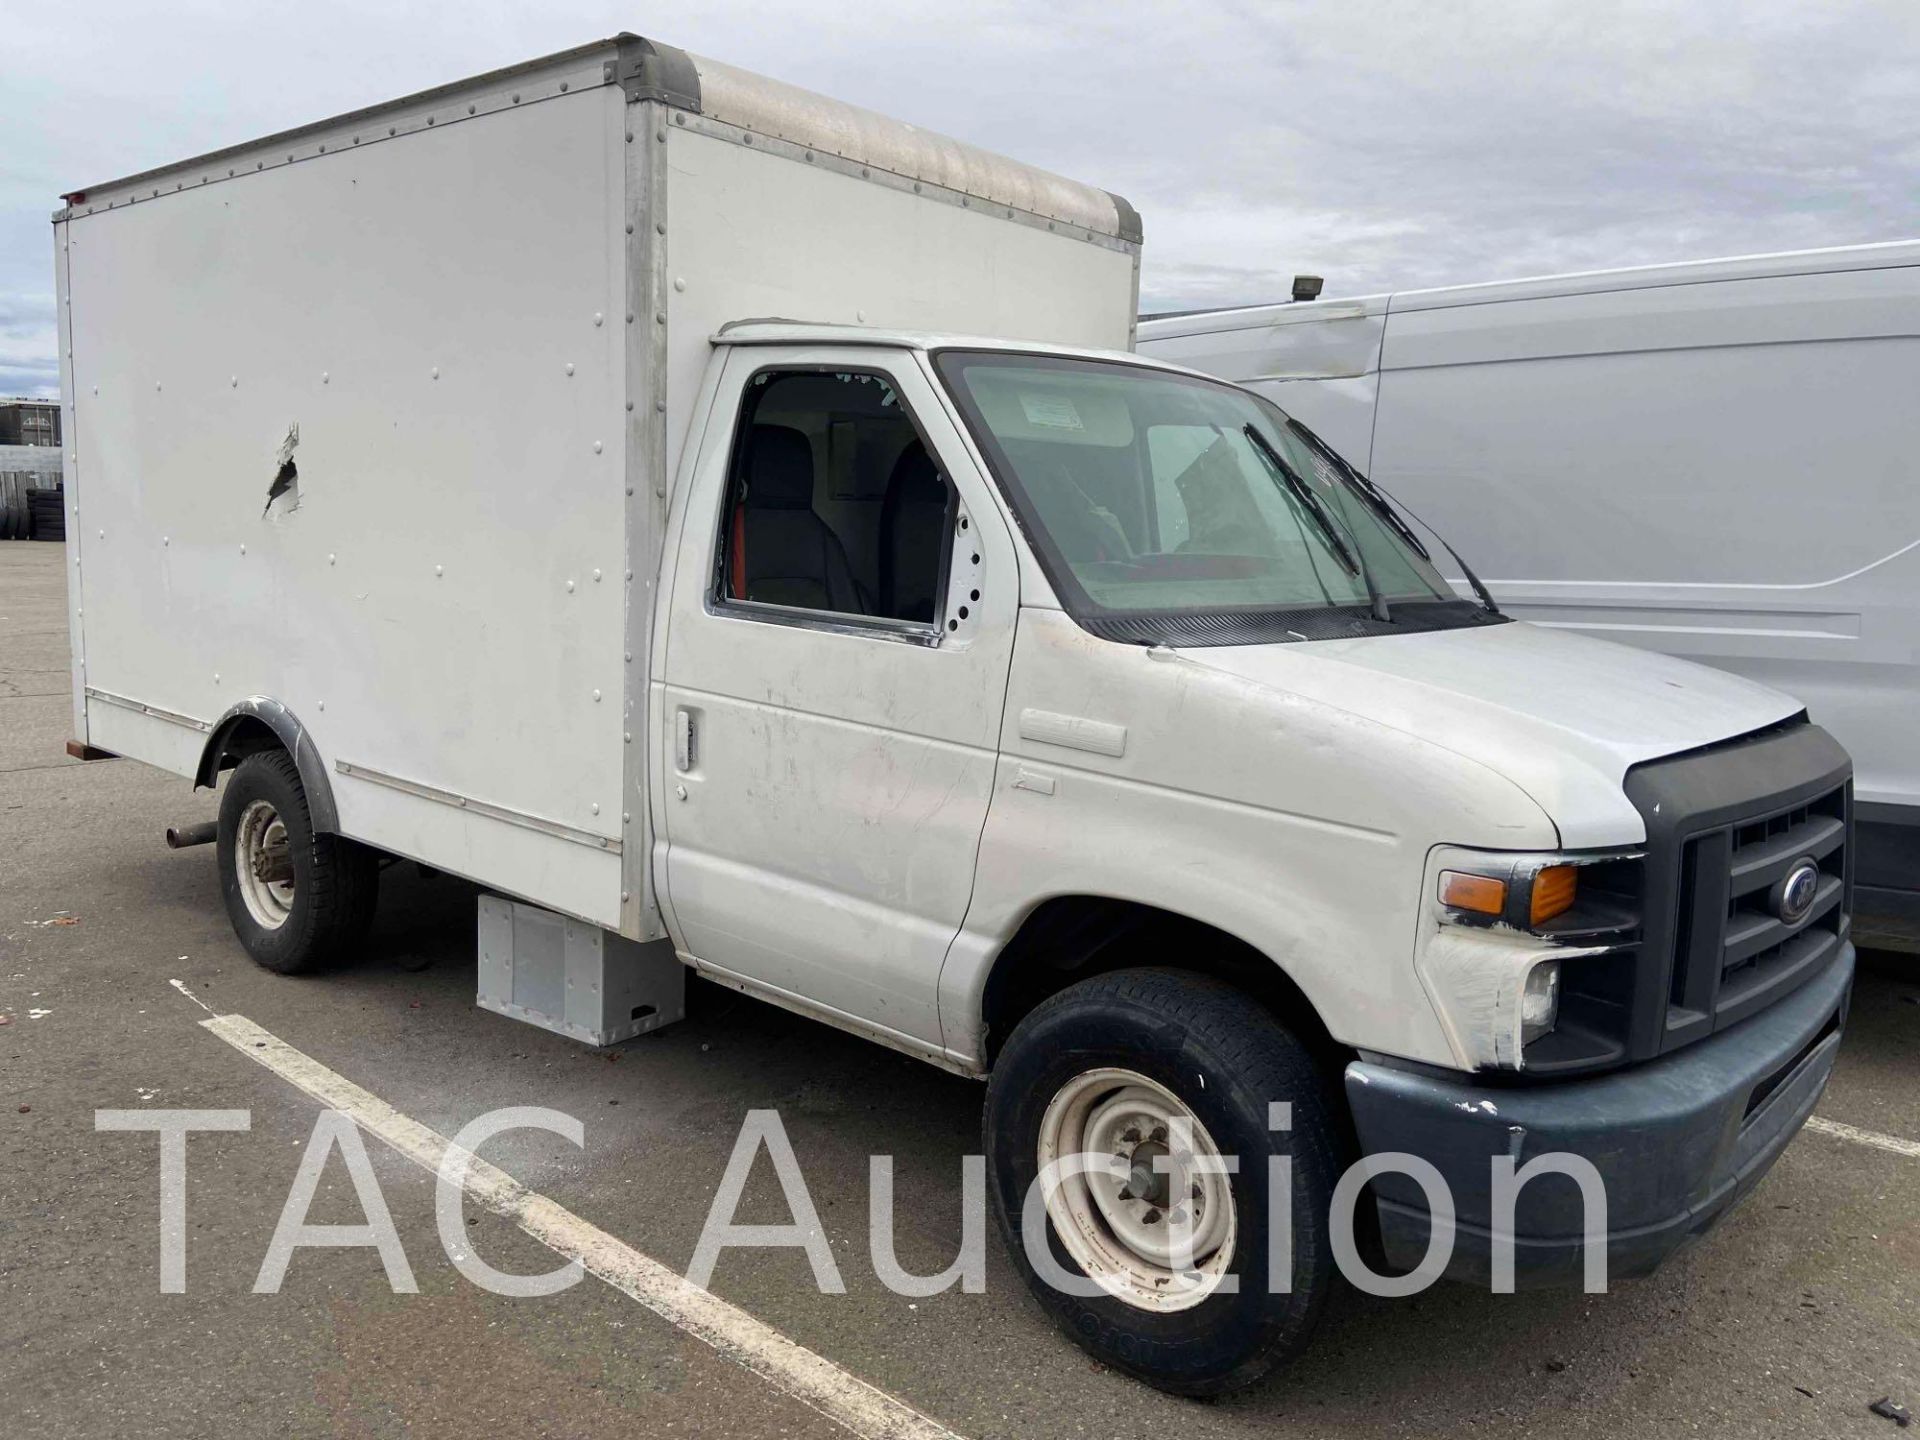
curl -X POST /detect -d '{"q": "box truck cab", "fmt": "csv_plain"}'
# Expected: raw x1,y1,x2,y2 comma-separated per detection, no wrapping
56,35,1853,1396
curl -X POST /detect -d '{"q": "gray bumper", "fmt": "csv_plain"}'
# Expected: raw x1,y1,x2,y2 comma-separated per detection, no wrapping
1345,944,1854,1288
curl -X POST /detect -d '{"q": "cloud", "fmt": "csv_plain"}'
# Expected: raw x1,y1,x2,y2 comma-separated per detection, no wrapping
0,293,57,398
2,0,1915,371
0,366,59,398
0,293,55,331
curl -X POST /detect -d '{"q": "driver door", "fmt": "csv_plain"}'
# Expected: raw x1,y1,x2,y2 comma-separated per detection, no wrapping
656,344,1018,1055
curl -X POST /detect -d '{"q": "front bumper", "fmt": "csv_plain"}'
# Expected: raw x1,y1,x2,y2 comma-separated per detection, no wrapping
1345,943,1853,1288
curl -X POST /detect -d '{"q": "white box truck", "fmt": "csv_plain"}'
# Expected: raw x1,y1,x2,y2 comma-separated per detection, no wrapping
58,36,1855,1394
1138,241,1919,950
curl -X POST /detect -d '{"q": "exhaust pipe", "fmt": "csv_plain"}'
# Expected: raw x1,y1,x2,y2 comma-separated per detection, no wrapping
165,821,218,850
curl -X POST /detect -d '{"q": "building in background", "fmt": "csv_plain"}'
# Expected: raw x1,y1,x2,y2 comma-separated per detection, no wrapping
0,398,62,447
0,398,64,539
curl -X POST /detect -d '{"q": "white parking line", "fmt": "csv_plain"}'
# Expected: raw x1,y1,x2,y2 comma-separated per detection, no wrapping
1804,1115,1920,1160
199,1011,967,1440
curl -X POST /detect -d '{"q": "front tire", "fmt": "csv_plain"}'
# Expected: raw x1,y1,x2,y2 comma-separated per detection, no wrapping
985,968,1342,1396
217,750,378,974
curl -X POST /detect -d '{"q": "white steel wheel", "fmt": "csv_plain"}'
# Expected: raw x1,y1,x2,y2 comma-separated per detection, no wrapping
1036,1066,1238,1313
234,798,296,931
218,750,379,974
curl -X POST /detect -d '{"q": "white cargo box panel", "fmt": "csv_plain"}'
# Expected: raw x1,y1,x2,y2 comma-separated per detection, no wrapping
477,894,685,1046
54,32,1140,950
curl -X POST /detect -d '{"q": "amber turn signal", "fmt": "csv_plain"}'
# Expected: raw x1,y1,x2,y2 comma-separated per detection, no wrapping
1438,870,1508,916
1529,864,1578,926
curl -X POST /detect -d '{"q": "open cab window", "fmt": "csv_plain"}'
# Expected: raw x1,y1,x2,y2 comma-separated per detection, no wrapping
715,368,957,633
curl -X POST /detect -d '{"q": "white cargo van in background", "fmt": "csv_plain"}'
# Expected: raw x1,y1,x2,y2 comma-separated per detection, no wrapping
1139,242,1920,948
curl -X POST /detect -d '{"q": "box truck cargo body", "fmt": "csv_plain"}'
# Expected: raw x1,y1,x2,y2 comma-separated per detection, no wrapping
1138,241,1919,945
59,37,1855,1393
56,35,1140,944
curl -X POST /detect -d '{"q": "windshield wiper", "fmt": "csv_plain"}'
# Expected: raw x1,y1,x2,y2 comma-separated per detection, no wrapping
1242,424,1390,623
1284,417,1501,617
1284,418,1428,558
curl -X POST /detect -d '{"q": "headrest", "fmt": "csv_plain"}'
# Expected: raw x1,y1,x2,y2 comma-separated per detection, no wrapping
886,442,946,506
745,425,815,509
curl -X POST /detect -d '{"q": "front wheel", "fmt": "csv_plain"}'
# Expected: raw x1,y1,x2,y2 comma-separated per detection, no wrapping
217,750,378,974
985,968,1343,1396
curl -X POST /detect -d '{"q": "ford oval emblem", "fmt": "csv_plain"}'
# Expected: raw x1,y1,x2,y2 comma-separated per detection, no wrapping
1773,859,1821,925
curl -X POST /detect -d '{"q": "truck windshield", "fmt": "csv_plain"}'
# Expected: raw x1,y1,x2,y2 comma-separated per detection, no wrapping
935,350,1497,645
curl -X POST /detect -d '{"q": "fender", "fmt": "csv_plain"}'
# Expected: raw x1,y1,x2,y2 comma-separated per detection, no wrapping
193,697,340,834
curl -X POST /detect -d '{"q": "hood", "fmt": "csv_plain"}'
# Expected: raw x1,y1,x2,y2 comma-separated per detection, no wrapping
1179,619,1803,849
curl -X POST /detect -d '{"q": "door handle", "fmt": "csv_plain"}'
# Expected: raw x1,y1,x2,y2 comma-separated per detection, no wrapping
675,707,697,772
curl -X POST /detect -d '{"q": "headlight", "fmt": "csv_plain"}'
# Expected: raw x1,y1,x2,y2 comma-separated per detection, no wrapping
1416,847,1639,1071
1519,959,1560,1046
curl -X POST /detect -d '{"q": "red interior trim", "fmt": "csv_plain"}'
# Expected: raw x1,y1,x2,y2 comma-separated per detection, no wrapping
729,501,747,598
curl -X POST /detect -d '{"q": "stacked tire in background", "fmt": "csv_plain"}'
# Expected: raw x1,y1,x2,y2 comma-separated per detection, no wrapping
0,473,66,540
28,487,66,541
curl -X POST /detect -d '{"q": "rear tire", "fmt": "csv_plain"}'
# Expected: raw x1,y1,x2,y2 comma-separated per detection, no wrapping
217,750,378,974
985,968,1342,1396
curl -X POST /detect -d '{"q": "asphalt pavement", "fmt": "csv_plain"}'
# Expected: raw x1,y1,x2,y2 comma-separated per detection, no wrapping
2,542,1915,1439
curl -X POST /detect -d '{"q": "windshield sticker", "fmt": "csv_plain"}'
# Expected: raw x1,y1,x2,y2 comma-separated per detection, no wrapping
1018,393,1085,431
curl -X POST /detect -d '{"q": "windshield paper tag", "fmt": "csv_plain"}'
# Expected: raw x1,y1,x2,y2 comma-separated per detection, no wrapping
1019,393,1085,431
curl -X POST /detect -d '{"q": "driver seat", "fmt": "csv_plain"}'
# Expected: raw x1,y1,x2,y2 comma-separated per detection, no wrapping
729,425,866,613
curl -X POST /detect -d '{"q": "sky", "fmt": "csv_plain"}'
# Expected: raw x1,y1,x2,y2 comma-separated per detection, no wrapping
3,0,1917,397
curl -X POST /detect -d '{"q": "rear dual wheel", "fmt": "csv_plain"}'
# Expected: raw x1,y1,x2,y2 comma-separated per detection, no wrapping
986,968,1342,1396
217,750,378,973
